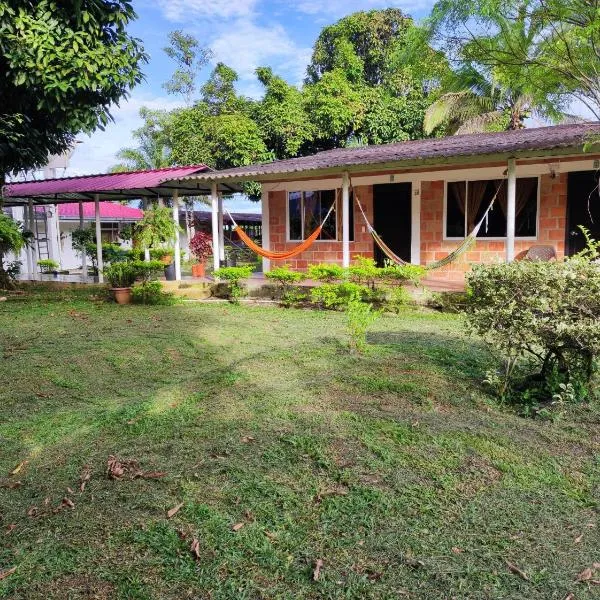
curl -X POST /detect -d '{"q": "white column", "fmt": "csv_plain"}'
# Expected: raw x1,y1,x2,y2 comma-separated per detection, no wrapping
142,199,150,262
506,158,516,262
342,171,350,268
261,186,270,272
411,182,421,265
94,194,104,283
173,189,181,281
22,205,31,277
28,199,37,279
218,194,225,263
211,181,220,272
79,201,87,280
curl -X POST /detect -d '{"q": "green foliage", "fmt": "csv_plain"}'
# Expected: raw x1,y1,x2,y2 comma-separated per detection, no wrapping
385,285,412,313
466,255,600,411
0,213,31,287
37,259,59,273
265,265,305,288
131,281,177,305
0,0,147,176
213,266,255,304
310,282,368,310
134,207,180,250
162,30,212,105
346,299,381,352
71,227,95,255
103,262,138,288
380,262,426,284
307,263,346,282
131,260,164,283
348,256,380,286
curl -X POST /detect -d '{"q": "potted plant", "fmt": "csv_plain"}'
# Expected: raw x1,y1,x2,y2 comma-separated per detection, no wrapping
103,262,139,305
37,258,59,277
189,231,212,277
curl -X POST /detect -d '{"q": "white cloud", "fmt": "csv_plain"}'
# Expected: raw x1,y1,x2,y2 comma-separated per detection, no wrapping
210,19,311,89
295,0,434,18
156,0,258,22
68,95,183,176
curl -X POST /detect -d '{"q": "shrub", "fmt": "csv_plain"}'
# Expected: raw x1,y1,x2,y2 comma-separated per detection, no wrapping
265,265,306,307
103,262,138,288
131,260,164,283
348,256,381,287
132,281,177,305
310,282,368,310
380,262,426,285
466,255,600,410
213,265,255,303
385,285,412,313
37,259,59,273
346,300,381,353
307,263,346,282
189,231,213,262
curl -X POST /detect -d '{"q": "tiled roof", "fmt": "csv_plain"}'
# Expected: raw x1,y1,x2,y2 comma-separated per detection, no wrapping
176,123,600,182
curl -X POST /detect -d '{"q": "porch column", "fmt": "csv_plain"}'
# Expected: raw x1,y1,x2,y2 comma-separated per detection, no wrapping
94,194,104,283
23,204,32,278
342,171,350,268
218,193,225,263
79,201,87,281
172,189,181,281
261,186,270,272
210,181,220,272
28,199,37,280
506,158,516,262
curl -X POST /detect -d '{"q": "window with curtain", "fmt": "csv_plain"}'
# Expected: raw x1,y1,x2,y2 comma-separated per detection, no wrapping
288,189,353,241
446,177,538,238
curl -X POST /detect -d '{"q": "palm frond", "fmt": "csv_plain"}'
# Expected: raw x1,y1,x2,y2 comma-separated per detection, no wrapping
455,111,506,135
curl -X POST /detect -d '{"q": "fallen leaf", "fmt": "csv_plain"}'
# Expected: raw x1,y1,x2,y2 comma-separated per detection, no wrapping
106,456,125,479
241,436,255,443
167,502,184,519
576,568,593,582
27,506,38,517
62,497,75,509
67,487,75,495
190,538,201,559
313,558,324,581
44,497,50,506
137,471,167,479
451,547,464,554
0,567,16,581
574,533,584,543
264,530,277,541
35,392,51,398
0,481,22,489
563,593,575,600
506,561,529,581
80,466,92,492
10,461,28,476
5,524,16,535
232,522,244,532
594,563,600,569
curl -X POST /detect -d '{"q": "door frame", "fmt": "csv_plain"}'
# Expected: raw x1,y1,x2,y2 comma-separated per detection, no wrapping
565,170,600,256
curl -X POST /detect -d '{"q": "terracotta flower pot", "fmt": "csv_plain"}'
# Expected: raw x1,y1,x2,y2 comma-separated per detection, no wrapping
192,263,206,278
160,255,173,265
111,287,133,305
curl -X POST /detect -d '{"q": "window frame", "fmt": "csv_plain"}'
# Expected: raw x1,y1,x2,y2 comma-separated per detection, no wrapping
443,176,540,241
286,189,350,242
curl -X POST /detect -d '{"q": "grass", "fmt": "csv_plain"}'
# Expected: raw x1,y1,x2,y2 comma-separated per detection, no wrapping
0,286,598,599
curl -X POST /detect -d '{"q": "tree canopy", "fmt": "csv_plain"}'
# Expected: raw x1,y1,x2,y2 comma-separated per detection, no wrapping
0,0,146,177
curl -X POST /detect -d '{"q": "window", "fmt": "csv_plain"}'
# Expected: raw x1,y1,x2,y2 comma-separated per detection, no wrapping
445,177,538,239
288,189,353,241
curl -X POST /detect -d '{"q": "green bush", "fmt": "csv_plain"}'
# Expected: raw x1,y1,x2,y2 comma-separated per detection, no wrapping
265,265,305,306
130,260,164,283
346,300,381,353
103,262,139,288
214,265,255,303
132,281,177,305
466,254,600,412
348,256,380,287
380,262,426,285
307,263,346,282
37,259,59,273
384,285,412,313
310,282,368,310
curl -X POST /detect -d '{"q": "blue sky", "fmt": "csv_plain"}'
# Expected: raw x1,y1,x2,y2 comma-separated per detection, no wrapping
66,1,436,210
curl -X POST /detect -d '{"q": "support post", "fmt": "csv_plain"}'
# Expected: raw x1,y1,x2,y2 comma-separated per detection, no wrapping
218,194,225,263
173,189,181,281
28,199,37,279
79,201,87,281
211,181,220,273
94,194,104,283
261,186,270,272
506,157,516,262
342,171,350,268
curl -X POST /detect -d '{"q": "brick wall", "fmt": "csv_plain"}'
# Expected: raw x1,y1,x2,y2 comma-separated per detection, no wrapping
267,185,374,270
420,174,567,281
267,174,567,281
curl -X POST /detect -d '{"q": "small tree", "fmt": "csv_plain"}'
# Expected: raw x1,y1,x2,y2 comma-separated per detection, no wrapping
189,231,213,264
134,207,180,253
0,213,31,288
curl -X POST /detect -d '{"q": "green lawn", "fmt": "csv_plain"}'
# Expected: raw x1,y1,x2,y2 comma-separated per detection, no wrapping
0,288,598,599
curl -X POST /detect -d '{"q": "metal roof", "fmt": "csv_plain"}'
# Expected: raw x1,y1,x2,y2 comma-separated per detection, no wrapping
2,165,242,205
173,123,600,183
55,202,143,221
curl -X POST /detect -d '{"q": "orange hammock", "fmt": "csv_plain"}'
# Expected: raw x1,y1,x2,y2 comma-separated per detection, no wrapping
226,203,335,260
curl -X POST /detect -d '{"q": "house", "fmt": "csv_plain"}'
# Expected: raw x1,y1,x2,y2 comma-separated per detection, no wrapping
4,202,143,272
173,123,600,283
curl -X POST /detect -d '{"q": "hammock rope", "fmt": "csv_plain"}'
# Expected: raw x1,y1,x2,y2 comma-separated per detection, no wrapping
225,201,336,261
353,179,505,270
